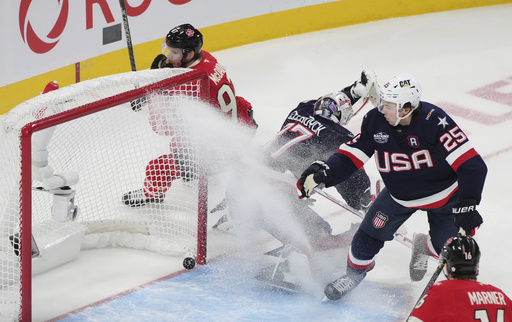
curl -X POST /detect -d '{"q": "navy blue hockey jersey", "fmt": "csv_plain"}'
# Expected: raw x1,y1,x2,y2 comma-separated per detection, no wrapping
264,99,355,177
324,102,487,208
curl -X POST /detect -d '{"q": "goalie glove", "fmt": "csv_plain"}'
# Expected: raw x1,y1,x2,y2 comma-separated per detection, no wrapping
453,200,483,236
349,70,379,105
340,71,376,105
297,161,331,199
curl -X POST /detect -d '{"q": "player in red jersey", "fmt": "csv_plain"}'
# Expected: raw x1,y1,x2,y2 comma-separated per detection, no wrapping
123,23,257,206
408,235,512,321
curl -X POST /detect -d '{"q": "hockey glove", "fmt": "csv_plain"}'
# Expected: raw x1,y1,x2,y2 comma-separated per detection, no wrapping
350,70,377,103
297,161,331,199
453,200,483,236
151,54,168,69
131,96,148,112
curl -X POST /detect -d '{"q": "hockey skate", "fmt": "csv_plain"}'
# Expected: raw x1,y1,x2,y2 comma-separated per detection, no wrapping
211,197,233,232
256,251,310,293
212,213,234,232
409,233,429,282
122,189,165,207
255,259,300,293
324,261,375,301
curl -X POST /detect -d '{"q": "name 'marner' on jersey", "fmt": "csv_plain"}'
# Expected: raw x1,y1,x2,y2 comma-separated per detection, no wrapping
324,102,487,208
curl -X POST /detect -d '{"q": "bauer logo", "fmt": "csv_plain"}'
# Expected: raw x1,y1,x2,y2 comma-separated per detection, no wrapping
373,212,388,228
373,132,389,144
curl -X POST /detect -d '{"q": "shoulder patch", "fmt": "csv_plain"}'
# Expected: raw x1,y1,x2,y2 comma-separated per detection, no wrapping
425,108,435,121
373,132,389,144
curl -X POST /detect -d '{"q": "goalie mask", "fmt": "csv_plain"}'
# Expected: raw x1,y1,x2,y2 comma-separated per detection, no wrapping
378,74,421,126
440,235,480,279
163,24,203,56
313,92,353,125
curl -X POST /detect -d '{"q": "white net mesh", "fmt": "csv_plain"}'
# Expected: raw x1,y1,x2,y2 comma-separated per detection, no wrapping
0,68,208,320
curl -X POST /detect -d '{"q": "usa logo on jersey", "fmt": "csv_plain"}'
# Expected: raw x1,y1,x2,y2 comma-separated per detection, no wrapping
373,212,388,228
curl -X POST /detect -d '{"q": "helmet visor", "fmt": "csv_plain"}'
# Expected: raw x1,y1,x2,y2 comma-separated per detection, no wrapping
162,40,171,56
314,98,338,119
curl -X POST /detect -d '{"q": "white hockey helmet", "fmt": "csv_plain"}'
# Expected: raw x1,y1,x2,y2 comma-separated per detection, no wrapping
378,74,422,126
313,92,353,125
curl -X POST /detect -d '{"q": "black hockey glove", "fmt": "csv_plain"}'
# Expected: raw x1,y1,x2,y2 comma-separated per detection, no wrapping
297,161,331,199
173,148,198,182
131,96,148,112
248,109,258,129
151,54,168,69
453,200,483,236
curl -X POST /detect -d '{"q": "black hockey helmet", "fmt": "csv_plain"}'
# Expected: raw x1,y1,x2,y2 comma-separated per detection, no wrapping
440,235,480,278
165,24,203,55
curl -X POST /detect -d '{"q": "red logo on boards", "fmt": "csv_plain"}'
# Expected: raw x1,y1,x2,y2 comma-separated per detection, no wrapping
18,0,193,54
19,0,69,54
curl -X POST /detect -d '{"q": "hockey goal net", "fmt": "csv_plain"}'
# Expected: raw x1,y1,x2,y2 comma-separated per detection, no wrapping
0,68,210,320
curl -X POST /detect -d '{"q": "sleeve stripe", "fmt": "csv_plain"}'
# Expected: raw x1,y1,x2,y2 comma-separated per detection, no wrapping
337,144,369,169
446,142,479,171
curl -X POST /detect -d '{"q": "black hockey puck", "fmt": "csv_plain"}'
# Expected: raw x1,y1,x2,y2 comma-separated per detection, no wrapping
183,257,196,269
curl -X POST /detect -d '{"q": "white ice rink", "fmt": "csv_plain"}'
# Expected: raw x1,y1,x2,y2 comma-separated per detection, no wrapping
27,4,512,321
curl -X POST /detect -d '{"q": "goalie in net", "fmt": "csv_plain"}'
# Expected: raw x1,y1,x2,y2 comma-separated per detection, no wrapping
213,72,378,292
122,23,258,207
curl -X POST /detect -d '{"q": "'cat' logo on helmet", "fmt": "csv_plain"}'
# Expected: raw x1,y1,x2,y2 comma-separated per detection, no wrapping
400,80,411,87
186,29,195,37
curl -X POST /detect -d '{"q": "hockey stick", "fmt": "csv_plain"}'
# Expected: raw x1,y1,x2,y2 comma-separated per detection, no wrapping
119,0,150,111
258,165,438,260
258,166,414,248
352,96,369,117
119,0,136,71
407,262,445,319
407,228,465,319
309,185,417,251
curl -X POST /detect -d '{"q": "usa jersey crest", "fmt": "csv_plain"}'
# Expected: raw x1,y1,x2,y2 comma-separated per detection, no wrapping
325,102,487,209
372,212,388,228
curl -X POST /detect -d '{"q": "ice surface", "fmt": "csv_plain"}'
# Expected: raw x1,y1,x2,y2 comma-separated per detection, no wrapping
25,4,512,321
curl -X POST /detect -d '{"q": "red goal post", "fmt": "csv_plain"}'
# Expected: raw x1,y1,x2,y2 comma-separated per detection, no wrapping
0,68,210,321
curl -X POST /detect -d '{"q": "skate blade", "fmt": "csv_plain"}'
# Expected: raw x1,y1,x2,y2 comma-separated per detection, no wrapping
255,265,300,293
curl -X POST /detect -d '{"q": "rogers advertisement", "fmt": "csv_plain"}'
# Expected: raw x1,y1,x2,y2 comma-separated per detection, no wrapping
2,0,333,87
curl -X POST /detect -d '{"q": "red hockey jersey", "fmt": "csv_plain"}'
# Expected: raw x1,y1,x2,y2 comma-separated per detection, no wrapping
409,279,512,321
188,50,255,127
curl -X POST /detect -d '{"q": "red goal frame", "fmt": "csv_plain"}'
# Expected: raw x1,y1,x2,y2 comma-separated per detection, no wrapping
18,69,210,321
